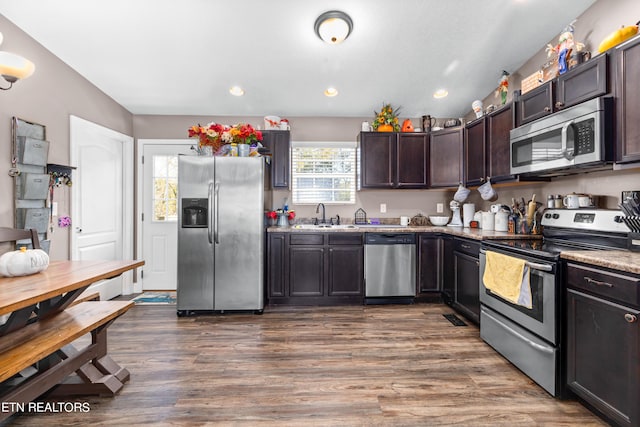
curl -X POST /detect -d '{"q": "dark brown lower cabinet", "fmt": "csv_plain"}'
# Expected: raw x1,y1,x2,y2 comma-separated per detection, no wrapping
417,234,441,299
441,236,455,305
267,232,364,305
452,238,480,324
566,262,640,427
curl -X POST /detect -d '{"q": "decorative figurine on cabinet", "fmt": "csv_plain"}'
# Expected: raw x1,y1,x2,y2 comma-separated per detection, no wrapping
495,70,509,105
546,20,585,75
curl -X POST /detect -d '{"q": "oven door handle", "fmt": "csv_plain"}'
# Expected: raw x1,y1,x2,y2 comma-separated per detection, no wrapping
526,261,553,272
480,250,553,272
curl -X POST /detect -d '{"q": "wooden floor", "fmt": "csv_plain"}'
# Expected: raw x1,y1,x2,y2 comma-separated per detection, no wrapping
6,303,606,426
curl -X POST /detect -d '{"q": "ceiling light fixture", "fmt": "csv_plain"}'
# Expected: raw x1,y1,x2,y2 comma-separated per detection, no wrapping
0,32,36,91
229,86,244,96
314,11,353,44
324,87,338,97
433,89,449,99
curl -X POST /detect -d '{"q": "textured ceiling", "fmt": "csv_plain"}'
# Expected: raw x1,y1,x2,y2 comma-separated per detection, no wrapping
1,0,597,118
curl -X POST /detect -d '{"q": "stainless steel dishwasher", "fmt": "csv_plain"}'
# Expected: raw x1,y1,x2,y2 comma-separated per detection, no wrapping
364,233,416,303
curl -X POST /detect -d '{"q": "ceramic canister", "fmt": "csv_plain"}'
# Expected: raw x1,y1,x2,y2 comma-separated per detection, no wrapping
495,211,509,232
481,211,495,231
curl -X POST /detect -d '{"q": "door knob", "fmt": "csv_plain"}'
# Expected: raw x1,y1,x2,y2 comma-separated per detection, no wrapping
624,313,637,323
76,227,82,233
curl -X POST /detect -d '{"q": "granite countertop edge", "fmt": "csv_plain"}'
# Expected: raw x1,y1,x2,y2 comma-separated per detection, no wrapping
560,250,640,275
266,225,542,241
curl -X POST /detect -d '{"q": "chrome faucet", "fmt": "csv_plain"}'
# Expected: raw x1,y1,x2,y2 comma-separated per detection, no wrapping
315,203,326,224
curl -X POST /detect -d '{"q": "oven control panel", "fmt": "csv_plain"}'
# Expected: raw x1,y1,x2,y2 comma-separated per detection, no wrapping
541,209,630,233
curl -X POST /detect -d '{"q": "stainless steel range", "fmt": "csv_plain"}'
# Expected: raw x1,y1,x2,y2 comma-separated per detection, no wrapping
479,209,630,397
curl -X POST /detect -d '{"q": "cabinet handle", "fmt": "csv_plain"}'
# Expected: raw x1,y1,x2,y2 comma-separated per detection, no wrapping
544,106,551,112
584,276,614,288
555,101,564,109
461,244,471,249
625,313,637,323
475,260,480,266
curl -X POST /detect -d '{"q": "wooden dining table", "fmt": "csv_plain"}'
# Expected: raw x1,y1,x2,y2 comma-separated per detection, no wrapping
0,259,144,421
0,259,144,336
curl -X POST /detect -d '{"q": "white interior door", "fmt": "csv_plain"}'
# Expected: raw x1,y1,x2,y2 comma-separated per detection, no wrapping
70,116,134,300
140,141,193,291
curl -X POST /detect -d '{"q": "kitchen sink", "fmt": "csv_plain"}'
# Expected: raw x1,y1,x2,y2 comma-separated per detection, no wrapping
292,224,358,230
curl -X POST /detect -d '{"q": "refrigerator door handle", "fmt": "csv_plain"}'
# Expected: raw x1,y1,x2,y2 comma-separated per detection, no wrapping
207,182,213,244
214,182,220,244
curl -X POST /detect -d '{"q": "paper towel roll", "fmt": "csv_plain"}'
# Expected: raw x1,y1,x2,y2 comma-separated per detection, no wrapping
463,203,475,228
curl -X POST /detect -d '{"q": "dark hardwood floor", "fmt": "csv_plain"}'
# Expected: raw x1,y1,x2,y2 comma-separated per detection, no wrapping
5,303,605,426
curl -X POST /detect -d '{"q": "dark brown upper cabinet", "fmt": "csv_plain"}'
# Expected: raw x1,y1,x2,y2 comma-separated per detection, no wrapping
614,34,640,164
515,53,609,127
464,118,487,187
359,132,429,189
429,127,463,188
487,103,516,182
262,130,290,188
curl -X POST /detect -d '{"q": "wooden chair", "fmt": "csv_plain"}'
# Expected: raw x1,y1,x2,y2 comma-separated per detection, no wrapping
0,227,41,249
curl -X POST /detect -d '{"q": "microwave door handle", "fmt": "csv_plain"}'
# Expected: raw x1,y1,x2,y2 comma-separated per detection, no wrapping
561,121,575,160
207,183,213,244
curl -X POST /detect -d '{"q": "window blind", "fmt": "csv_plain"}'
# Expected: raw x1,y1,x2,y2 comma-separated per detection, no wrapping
291,142,356,204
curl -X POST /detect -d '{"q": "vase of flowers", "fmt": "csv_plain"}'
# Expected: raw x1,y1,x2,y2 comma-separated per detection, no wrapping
188,122,227,154
372,103,401,132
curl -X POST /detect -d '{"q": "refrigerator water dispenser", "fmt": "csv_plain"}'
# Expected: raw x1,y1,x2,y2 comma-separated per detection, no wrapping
181,198,208,228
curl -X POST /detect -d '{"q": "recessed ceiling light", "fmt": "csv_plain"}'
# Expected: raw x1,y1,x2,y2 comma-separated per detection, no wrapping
229,86,244,96
433,89,448,99
324,87,338,97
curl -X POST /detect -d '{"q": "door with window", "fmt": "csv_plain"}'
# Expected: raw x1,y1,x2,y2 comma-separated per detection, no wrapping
141,143,193,290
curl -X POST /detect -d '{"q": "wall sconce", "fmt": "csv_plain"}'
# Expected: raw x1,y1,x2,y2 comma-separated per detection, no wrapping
314,11,353,44
0,32,36,91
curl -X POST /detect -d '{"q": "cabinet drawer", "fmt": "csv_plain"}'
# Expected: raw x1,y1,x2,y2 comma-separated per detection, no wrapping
566,263,640,307
454,238,480,257
328,233,363,245
289,233,324,245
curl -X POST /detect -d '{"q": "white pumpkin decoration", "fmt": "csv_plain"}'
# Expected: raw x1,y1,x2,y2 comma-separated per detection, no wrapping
0,247,49,277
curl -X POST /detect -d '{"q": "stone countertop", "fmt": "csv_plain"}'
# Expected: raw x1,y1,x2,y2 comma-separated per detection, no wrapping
266,225,542,241
560,250,640,275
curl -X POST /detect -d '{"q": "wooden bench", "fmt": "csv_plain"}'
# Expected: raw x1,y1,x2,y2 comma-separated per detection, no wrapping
0,300,133,421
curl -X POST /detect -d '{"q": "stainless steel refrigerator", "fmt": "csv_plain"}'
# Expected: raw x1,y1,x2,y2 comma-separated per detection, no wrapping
177,156,264,315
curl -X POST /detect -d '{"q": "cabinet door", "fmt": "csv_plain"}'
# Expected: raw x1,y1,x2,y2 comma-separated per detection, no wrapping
359,132,394,188
615,35,640,164
464,119,486,186
289,246,325,296
454,251,480,324
263,130,290,188
267,233,287,298
516,81,553,126
396,133,428,188
556,53,608,110
441,236,455,304
328,246,364,296
418,234,441,293
566,288,639,426
487,104,514,181
429,128,463,188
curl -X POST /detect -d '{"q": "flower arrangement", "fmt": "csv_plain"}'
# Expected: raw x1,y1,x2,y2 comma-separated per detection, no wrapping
188,122,263,151
372,103,401,131
188,122,227,151
224,123,263,145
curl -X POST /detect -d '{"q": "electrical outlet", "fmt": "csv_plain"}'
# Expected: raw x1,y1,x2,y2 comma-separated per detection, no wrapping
436,203,444,213
380,203,387,213
52,202,58,216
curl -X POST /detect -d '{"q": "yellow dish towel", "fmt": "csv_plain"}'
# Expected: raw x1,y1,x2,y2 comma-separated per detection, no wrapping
483,250,532,309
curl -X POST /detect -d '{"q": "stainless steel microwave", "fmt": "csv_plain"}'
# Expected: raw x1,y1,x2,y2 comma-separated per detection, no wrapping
510,97,613,176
